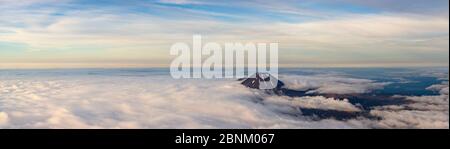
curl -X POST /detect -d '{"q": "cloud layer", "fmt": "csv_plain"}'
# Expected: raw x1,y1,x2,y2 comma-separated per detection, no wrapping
374,81,448,128
280,74,389,94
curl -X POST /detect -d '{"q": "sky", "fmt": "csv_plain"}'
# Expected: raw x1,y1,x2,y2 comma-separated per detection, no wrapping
0,0,449,68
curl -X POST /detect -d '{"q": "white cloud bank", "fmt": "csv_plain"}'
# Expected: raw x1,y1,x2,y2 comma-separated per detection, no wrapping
0,73,447,129
0,75,361,128
264,95,361,112
280,74,389,94
370,81,449,129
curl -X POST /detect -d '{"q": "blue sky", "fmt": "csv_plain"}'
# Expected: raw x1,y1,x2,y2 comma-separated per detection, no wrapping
0,0,448,68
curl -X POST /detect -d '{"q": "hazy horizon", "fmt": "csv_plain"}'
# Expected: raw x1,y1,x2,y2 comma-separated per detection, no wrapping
0,63,449,69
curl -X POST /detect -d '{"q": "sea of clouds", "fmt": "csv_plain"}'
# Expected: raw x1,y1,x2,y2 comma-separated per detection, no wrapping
0,70,448,129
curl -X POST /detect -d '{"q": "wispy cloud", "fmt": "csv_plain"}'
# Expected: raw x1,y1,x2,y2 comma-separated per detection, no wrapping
0,0,448,68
